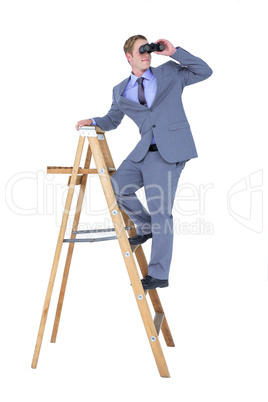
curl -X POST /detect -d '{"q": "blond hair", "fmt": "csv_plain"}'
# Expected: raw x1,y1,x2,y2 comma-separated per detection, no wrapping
123,35,147,55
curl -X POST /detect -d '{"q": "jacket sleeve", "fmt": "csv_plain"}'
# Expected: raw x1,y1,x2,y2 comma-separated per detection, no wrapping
92,88,125,132
170,46,213,87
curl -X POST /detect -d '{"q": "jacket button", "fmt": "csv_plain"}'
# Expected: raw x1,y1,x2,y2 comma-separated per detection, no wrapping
152,125,156,128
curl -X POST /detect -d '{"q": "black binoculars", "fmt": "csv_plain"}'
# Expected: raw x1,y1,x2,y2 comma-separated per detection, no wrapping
139,43,165,54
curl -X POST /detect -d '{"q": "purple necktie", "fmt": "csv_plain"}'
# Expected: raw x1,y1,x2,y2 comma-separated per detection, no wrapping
137,77,147,107
138,76,156,145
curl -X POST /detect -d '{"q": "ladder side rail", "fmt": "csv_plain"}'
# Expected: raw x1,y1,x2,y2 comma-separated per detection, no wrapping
87,136,170,378
51,143,93,343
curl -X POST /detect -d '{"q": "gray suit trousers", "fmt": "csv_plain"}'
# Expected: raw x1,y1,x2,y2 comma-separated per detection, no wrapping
111,150,186,280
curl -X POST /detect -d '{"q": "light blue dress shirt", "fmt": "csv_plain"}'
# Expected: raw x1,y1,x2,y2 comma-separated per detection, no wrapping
92,68,157,144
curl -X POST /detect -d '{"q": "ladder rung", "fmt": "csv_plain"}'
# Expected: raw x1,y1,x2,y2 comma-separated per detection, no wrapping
63,235,118,243
47,167,116,174
72,227,133,234
130,244,140,253
154,312,165,335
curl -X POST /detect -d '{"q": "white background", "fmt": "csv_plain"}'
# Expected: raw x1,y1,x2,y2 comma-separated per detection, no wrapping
1,0,268,400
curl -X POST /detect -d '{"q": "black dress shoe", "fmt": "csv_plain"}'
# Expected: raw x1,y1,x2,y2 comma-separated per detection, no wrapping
141,275,169,290
129,232,152,245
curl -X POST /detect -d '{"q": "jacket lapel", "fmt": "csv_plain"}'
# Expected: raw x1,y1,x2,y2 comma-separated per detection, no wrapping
118,77,145,109
117,66,163,109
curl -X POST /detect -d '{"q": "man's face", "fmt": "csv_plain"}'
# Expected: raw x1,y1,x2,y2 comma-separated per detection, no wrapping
126,39,151,74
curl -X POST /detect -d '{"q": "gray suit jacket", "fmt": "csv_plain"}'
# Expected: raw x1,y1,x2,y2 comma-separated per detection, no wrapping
93,47,212,163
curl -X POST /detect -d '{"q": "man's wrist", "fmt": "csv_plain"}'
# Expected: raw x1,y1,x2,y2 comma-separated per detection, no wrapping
169,47,177,56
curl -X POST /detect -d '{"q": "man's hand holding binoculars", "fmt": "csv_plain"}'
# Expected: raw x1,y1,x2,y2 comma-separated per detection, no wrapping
153,39,176,57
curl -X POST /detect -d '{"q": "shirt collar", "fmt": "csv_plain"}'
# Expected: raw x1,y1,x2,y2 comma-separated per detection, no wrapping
130,68,154,87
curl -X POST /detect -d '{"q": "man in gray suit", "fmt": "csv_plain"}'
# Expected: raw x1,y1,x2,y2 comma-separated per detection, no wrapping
76,35,212,290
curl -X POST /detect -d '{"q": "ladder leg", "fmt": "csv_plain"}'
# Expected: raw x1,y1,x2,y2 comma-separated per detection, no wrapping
51,144,92,343
31,135,85,368
88,136,170,378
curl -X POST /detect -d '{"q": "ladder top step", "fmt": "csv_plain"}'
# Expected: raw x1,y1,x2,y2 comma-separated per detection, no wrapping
79,126,105,138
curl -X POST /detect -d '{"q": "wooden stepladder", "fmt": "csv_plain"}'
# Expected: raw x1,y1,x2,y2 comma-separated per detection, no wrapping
31,126,174,377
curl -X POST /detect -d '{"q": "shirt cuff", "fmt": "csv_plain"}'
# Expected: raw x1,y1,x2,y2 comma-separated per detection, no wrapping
91,118,97,126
